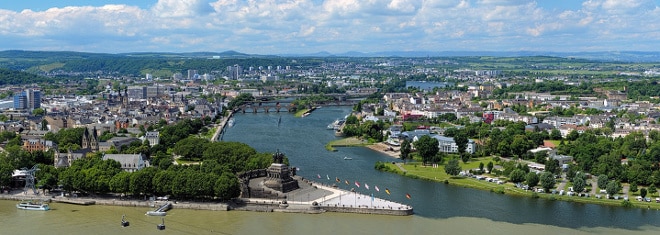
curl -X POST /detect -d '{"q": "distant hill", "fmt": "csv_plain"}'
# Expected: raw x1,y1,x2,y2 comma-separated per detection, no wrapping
0,68,52,85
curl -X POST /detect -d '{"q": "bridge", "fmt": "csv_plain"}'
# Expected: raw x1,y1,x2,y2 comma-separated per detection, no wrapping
239,101,294,113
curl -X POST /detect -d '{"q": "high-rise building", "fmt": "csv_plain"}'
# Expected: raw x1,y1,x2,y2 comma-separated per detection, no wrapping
187,69,198,79
229,64,242,80
13,89,41,110
13,94,27,110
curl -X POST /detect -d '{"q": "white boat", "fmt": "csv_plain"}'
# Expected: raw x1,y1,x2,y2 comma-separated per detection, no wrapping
227,118,235,127
344,157,353,160
146,211,167,216
327,119,345,130
16,201,50,211
146,202,172,216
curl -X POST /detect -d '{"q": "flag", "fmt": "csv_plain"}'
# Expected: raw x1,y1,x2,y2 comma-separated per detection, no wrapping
345,180,349,185
375,186,380,192
355,181,360,188
406,193,411,199
327,175,330,180
317,174,321,179
365,183,369,190
336,177,340,183
385,188,391,195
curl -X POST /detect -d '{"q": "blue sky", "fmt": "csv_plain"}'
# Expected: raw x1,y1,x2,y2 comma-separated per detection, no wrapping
0,0,659,54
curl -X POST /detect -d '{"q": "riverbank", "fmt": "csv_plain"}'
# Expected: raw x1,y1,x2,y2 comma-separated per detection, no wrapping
378,161,660,210
0,191,229,211
325,137,370,151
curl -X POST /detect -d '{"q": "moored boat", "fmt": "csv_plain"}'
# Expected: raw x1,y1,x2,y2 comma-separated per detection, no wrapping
146,211,167,216
16,201,50,211
344,157,353,160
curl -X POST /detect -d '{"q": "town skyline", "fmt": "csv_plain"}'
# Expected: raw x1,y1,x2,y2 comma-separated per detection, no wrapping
1,0,659,54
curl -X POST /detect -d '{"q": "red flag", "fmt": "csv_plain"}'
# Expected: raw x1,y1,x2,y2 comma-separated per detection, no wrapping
355,181,360,188
406,193,411,199
317,174,321,179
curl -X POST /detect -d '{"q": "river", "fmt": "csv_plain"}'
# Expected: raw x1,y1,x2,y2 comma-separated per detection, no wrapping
2,106,660,234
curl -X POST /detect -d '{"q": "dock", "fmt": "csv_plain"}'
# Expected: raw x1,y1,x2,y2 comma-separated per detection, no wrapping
52,198,96,205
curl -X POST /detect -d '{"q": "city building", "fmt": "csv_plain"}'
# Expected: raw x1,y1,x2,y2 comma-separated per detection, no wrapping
102,153,149,172
13,89,41,110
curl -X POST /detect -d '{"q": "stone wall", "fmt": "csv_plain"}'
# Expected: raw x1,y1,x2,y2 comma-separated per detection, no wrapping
321,205,413,216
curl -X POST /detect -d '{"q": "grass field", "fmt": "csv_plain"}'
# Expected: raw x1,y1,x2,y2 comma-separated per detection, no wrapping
381,158,660,210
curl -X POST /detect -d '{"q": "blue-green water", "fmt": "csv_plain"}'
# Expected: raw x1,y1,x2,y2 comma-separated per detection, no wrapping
223,106,660,230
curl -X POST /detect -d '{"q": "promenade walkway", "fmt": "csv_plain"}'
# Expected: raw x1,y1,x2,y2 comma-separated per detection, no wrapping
244,177,411,212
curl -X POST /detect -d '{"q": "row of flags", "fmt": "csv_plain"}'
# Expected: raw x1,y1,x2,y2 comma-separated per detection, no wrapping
315,174,411,199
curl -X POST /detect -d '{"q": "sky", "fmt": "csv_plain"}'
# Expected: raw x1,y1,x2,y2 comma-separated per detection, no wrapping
0,0,659,54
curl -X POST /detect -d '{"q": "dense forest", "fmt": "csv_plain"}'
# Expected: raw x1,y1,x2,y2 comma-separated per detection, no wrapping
0,68,54,85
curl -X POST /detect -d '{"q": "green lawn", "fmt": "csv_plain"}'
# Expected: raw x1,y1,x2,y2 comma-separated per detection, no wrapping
382,157,660,210
325,137,369,151
294,109,310,117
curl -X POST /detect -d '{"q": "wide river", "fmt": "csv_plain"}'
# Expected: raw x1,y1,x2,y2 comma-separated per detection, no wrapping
2,106,660,234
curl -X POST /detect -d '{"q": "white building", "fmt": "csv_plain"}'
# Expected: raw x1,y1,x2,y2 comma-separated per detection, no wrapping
103,153,149,172
431,135,476,154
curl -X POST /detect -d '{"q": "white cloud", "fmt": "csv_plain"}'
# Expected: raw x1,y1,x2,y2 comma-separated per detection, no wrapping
0,0,658,53
152,0,213,18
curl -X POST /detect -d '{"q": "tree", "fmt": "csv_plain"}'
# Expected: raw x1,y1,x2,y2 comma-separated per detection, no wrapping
41,119,48,131
345,115,359,125
550,129,562,140
545,159,559,175
173,136,210,160
572,177,586,194
509,169,526,183
540,172,556,192
605,180,621,197
566,130,579,141
597,175,608,189
413,135,439,165
445,158,462,176
487,161,494,173
630,182,638,194
461,153,470,163
640,188,648,198
32,108,46,116
479,162,485,173
400,139,411,164
454,132,469,157
649,185,657,196
526,172,539,188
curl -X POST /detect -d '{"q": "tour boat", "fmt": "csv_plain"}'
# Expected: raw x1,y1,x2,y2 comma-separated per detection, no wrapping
344,157,353,160
16,201,50,211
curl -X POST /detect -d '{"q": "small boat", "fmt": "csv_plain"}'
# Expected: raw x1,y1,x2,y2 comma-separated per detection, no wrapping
146,202,172,216
157,218,166,230
121,215,130,227
343,157,353,160
146,211,167,216
16,201,50,211
227,118,235,127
